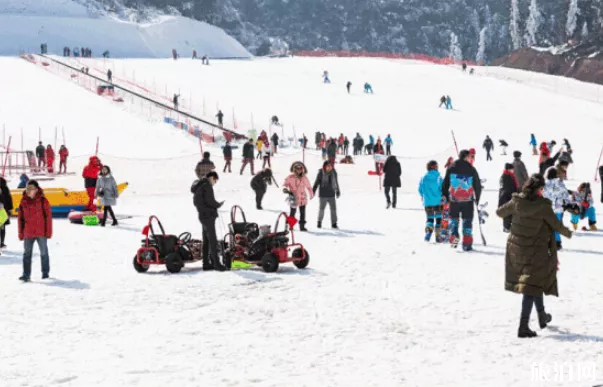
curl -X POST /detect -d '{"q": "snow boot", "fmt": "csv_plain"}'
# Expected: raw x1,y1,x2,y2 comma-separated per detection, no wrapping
462,235,473,252
317,222,322,229
590,224,598,231
112,220,118,226
537,311,552,329
332,223,338,229
300,222,308,232
518,319,537,338
42,273,49,279
256,205,263,210
424,227,433,242
19,276,30,282
450,235,460,248
434,228,443,243
203,258,214,271
386,202,391,209
213,260,227,272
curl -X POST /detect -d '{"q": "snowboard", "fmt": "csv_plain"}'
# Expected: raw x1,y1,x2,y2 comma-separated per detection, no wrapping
476,201,489,246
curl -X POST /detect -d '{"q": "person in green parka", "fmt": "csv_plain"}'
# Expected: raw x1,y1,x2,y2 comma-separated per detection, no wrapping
496,173,572,338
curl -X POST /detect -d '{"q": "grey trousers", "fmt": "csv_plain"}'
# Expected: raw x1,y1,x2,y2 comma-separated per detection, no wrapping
318,197,337,223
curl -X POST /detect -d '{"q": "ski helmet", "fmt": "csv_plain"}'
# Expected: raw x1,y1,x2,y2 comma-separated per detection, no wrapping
427,160,438,170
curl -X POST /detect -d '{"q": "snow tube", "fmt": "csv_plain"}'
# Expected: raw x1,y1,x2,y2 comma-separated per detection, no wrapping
68,211,105,225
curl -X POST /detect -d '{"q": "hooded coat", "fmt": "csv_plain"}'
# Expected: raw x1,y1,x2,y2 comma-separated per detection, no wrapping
382,156,402,188
96,169,118,207
418,170,443,207
283,162,313,207
191,178,222,221
496,193,572,297
18,188,52,240
82,156,102,188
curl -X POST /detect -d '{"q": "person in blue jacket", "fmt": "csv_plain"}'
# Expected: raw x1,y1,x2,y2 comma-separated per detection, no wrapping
18,174,29,189
530,133,537,155
364,82,374,93
384,134,393,156
366,135,375,155
418,160,444,242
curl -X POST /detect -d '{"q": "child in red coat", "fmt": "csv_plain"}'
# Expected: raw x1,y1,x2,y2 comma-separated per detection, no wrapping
45,145,55,174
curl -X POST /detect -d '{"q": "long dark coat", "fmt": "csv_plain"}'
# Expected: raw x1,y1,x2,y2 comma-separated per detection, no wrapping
382,156,401,188
496,193,572,297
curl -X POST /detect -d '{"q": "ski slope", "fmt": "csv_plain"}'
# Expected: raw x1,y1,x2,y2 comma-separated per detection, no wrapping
1,56,603,387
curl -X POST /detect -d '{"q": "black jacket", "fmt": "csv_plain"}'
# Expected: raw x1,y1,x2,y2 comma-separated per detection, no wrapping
498,172,519,207
442,159,482,203
344,138,350,146
223,144,232,158
313,169,340,198
36,145,45,158
250,170,272,192
483,138,494,151
242,142,254,159
358,137,364,148
382,156,401,188
192,178,222,220
0,177,14,213
539,152,560,175
327,142,337,158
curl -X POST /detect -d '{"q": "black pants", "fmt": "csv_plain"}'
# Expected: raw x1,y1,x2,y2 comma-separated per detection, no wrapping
344,145,349,155
386,145,391,155
255,188,266,208
102,206,116,225
384,186,397,206
521,294,544,320
201,217,219,265
486,150,492,161
290,206,306,226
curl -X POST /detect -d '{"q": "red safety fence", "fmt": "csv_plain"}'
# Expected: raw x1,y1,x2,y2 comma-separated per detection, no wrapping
292,50,479,66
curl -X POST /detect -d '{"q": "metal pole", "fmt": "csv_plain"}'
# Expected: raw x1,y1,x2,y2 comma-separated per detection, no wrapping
1,136,12,177
595,144,603,182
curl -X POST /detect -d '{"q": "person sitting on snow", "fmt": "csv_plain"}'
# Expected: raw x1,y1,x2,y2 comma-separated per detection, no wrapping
340,155,354,164
570,183,597,231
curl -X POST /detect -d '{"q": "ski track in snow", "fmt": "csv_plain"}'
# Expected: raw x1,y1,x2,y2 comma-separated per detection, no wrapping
0,57,602,387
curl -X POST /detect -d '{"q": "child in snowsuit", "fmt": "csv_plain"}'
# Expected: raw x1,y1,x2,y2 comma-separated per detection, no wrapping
543,167,571,249
45,145,55,174
250,169,273,210
283,162,313,232
419,160,444,242
570,183,597,231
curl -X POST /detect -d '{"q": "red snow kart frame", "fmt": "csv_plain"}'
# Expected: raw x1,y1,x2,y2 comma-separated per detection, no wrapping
222,206,309,272
133,215,202,274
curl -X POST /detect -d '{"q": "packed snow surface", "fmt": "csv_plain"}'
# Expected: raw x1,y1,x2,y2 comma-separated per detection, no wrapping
1,56,603,387
0,0,251,58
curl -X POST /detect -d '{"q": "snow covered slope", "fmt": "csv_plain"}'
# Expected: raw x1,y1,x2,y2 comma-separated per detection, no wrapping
1,56,603,387
0,0,251,58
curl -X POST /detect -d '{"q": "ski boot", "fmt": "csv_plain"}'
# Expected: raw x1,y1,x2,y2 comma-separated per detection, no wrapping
424,226,433,242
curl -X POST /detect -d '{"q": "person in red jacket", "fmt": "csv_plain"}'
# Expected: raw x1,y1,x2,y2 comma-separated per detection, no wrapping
45,145,55,174
18,180,52,282
82,156,102,211
58,145,69,174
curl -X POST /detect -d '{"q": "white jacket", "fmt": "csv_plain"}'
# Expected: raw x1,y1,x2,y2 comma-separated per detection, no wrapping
544,178,570,214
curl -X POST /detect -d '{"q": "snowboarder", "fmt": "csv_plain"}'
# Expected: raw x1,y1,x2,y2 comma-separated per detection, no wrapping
195,152,216,179
439,95,447,108
35,142,45,168
250,168,273,210
419,161,444,241
45,145,55,174
240,139,255,175
323,71,330,83
283,161,313,232
530,134,538,155
343,136,350,156
441,150,482,251
271,132,279,154
445,95,453,110
107,69,112,83
222,142,232,173
499,163,520,232
327,139,338,166
346,81,352,94
383,155,402,209
543,167,571,250
512,151,529,188
499,139,509,155
496,173,572,338
96,165,119,227
364,82,373,94
384,134,393,156
483,136,494,161
216,110,224,127
58,145,69,174
173,94,180,111
570,183,597,231
191,172,226,271
313,161,340,229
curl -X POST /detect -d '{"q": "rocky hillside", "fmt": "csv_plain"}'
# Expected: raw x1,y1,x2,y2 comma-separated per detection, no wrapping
492,36,603,85
92,0,603,62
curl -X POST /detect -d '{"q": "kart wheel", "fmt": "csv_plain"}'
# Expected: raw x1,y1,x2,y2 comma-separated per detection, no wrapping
165,252,184,273
261,253,279,273
133,255,150,273
292,248,310,269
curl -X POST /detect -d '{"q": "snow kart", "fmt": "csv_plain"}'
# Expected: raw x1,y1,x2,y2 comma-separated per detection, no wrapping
221,206,309,273
133,216,202,274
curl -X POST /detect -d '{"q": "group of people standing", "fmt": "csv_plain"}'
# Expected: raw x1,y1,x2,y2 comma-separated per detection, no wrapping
35,142,69,174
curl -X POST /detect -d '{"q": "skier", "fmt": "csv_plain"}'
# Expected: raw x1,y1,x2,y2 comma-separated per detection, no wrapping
346,81,352,94
483,136,494,161
439,95,447,108
543,167,571,250
195,152,216,179
271,132,279,154
35,142,45,168
250,168,273,210
343,136,350,156
82,156,102,212
222,142,232,173
441,150,482,251
445,95,453,110
313,161,340,229
58,145,69,174
383,156,402,209
499,163,520,232
384,134,393,156
283,161,313,232
45,145,55,174
530,134,538,155
499,139,509,155
173,94,180,111
570,183,597,231
323,71,330,84
216,110,224,127
496,174,572,338
107,69,112,83
512,151,529,188
364,82,374,94
240,139,255,175
419,161,444,241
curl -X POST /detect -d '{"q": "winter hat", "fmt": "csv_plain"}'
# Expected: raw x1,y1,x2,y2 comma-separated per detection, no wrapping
427,160,438,170
469,148,476,155
459,150,471,160
513,151,522,158
504,163,514,171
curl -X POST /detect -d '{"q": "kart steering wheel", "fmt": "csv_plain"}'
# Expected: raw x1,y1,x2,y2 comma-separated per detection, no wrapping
178,232,192,244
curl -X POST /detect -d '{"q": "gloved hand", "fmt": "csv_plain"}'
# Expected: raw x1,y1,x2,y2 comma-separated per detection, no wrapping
336,191,341,199
582,201,590,209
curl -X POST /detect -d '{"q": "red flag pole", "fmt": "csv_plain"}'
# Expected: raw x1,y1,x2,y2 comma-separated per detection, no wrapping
2,136,12,177
595,144,603,182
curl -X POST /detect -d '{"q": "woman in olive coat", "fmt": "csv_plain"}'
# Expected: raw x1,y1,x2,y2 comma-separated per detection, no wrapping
496,174,572,338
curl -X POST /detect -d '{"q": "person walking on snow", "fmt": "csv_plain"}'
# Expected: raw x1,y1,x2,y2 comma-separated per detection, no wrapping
323,70,330,84
439,95,447,108
327,139,338,166
18,180,52,282
35,142,45,168
45,145,55,174
271,132,279,154
383,155,402,209
250,168,273,210
496,173,572,338
547,140,557,154
419,160,444,242
283,162,313,232
512,151,529,188
530,134,538,155
346,81,352,94
96,165,119,227
195,152,215,179
483,136,494,161
222,142,233,173
240,139,255,175
499,163,520,232
441,150,482,251
313,161,341,229
337,134,344,153
82,156,102,212
216,110,224,127
107,69,112,83
364,82,373,93
262,145,272,169
0,176,14,249
58,145,69,174
384,134,393,156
